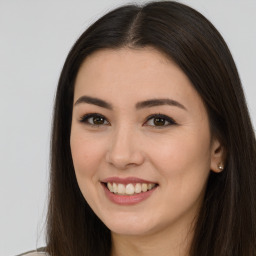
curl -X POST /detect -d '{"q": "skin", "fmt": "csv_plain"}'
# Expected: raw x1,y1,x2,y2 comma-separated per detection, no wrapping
70,47,224,256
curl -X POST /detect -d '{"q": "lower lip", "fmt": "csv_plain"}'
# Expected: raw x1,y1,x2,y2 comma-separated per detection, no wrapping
101,183,157,205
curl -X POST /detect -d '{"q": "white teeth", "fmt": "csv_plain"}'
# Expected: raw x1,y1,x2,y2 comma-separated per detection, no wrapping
113,183,118,193
126,184,135,195
106,182,156,195
135,183,141,193
142,183,147,192
117,184,126,194
107,182,113,192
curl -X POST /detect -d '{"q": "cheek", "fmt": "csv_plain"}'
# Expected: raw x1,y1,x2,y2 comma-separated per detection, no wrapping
70,131,106,181
149,129,212,194
70,130,108,210
147,132,211,223
151,131,210,167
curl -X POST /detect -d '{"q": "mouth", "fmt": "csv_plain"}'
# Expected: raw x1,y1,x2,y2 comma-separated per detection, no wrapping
102,182,158,196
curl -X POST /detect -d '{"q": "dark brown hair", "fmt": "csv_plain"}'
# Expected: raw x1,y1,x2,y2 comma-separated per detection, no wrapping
46,1,256,255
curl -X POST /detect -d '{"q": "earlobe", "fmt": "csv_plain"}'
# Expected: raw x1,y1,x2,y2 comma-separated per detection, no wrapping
217,163,224,171
210,138,225,173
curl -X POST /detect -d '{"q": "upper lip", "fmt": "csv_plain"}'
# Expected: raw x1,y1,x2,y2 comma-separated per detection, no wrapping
101,176,158,185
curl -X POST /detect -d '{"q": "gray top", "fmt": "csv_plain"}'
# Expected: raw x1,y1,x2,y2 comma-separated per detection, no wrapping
16,249,48,256
18,253,47,256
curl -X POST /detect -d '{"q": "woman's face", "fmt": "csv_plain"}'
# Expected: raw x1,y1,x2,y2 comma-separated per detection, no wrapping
70,48,222,237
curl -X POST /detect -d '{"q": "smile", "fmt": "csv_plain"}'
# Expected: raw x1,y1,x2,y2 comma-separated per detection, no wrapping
101,177,159,205
106,182,157,195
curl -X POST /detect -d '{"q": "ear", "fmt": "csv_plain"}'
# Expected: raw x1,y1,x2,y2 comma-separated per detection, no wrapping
210,138,225,173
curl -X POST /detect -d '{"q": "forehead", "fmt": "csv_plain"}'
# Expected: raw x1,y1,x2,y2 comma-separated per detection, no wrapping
76,48,186,90
74,47,205,114
78,47,173,72
81,47,171,68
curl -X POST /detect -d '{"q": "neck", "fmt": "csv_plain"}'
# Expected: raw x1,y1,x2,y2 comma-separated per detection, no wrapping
111,220,194,256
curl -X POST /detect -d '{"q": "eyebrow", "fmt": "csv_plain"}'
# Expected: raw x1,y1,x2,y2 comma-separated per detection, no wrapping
74,96,187,111
74,96,113,109
135,98,187,111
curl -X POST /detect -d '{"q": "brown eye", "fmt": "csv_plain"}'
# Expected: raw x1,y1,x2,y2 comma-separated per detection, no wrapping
153,117,166,126
93,116,105,125
80,113,109,126
144,114,176,128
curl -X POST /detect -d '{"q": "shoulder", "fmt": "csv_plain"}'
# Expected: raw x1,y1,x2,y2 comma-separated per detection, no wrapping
16,248,48,256
17,253,47,256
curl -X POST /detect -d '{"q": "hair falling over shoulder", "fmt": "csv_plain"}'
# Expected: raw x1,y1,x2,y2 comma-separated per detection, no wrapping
45,1,256,255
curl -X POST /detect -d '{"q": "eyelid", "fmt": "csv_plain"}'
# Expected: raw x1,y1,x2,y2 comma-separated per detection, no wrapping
79,113,110,126
143,113,177,127
78,112,177,128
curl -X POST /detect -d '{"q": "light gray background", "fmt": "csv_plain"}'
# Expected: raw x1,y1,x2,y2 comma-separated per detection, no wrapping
1,0,255,255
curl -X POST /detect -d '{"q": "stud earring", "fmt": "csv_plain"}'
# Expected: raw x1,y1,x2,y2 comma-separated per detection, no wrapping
218,163,224,171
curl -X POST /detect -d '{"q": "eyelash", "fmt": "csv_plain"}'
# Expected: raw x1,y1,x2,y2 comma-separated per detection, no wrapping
79,113,177,128
144,113,177,128
79,113,110,127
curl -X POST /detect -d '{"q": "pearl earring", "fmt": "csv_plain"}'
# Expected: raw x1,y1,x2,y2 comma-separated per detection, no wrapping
218,163,224,171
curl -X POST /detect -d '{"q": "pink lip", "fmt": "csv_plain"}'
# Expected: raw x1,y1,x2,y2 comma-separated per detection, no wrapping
101,176,157,185
101,181,158,206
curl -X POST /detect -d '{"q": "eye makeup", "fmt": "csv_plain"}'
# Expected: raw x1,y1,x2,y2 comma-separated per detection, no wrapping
143,113,177,128
79,112,177,129
79,113,110,126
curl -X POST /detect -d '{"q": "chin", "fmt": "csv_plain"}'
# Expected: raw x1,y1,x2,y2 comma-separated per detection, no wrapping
102,214,156,236
109,224,153,236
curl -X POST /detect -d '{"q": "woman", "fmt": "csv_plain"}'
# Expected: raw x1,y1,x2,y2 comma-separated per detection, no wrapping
20,1,256,255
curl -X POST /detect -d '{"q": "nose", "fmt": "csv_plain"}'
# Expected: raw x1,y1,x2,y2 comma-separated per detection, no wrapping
105,126,145,170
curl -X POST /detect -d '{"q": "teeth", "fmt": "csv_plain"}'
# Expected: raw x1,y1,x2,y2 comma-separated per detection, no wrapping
126,184,135,195
107,182,113,192
113,183,118,193
106,182,156,195
142,183,147,192
135,183,141,193
117,183,126,194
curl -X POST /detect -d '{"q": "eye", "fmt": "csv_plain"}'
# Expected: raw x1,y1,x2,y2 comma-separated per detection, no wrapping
144,114,176,128
79,113,110,126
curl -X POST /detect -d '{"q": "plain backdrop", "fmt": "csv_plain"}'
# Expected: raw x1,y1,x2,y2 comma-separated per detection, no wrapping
0,0,255,255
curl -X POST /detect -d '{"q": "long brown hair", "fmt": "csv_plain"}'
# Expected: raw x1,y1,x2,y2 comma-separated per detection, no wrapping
46,1,256,255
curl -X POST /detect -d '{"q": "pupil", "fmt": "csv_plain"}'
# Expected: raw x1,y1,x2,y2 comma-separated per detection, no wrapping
93,117,104,124
154,118,165,126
